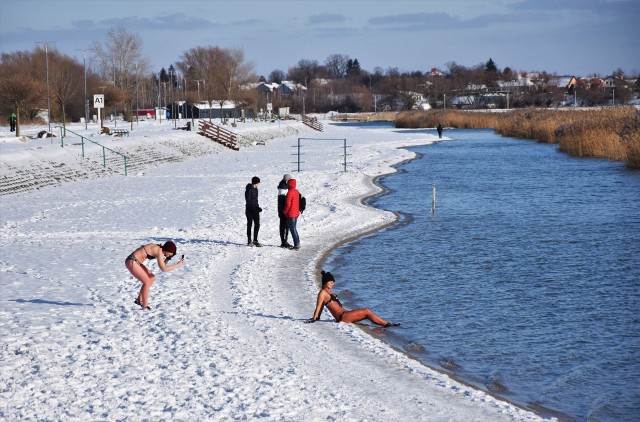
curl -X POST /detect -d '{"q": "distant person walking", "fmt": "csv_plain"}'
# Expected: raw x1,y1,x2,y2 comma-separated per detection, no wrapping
437,123,443,139
125,241,184,310
277,174,292,248
283,178,301,250
9,113,16,132
245,176,262,247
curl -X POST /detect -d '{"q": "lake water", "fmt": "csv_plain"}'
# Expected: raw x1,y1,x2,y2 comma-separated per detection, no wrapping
324,126,640,421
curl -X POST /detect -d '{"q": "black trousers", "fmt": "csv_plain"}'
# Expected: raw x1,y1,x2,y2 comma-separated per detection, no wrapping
279,215,289,244
246,207,260,241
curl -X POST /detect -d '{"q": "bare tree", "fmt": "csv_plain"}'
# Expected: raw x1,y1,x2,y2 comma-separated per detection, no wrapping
93,26,149,119
268,69,286,84
0,51,47,135
287,59,322,85
212,47,255,122
49,52,82,130
325,54,350,79
177,46,255,123
0,75,45,136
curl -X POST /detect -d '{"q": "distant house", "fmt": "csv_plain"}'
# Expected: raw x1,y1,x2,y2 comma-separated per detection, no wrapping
465,83,488,92
255,82,279,94
548,76,577,91
395,91,431,110
427,67,444,77
279,80,307,97
310,78,334,86
450,95,476,108
602,76,618,88
498,73,536,90
133,108,158,119
194,101,238,119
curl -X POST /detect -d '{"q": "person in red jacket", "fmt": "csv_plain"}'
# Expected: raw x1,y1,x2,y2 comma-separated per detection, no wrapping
282,178,300,250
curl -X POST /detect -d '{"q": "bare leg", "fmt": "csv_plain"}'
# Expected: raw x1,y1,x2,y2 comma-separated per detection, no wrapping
126,262,155,308
341,308,388,326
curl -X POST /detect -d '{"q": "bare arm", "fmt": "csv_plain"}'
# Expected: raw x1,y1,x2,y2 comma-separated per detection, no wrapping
150,244,184,272
158,256,184,272
312,290,328,321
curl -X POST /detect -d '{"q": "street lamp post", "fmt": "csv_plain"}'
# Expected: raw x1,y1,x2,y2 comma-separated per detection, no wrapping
135,62,139,125
113,59,117,127
162,82,167,123
36,41,55,133
76,48,93,130
613,88,615,106
169,68,176,128
158,70,162,123
196,79,206,121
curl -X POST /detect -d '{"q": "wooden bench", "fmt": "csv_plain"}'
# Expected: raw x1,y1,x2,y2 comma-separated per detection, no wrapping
111,128,129,137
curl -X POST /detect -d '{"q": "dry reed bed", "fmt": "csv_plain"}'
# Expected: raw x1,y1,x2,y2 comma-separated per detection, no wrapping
396,109,640,169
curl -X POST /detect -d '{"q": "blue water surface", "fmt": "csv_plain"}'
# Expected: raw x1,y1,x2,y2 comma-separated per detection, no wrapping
324,126,640,421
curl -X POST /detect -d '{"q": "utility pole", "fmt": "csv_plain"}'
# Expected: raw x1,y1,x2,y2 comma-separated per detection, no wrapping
196,79,205,121
36,41,55,133
76,48,93,130
135,62,139,125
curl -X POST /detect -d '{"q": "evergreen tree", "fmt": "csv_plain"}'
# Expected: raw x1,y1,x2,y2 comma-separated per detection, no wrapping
485,58,498,73
347,58,361,78
159,68,169,83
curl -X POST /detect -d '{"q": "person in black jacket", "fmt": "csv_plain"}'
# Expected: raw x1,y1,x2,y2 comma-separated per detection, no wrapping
9,113,17,132
245,176,262,247
277,174,292,248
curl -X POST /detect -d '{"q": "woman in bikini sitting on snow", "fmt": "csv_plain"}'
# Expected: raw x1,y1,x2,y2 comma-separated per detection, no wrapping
307,270,399,327
125,241,184,310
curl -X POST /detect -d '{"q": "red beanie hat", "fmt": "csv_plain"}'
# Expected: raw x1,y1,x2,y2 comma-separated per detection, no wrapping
162,241,177,255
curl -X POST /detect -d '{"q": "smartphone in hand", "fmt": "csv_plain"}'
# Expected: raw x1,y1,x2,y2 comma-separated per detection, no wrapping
181,254,185,260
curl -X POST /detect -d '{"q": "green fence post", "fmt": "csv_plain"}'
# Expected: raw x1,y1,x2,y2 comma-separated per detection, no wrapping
58,126,64,147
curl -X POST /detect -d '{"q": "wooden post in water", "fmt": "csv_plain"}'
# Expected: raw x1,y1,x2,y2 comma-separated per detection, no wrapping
431,183,436,214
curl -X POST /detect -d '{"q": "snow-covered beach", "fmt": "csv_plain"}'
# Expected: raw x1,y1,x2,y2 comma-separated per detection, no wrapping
0,118,553,421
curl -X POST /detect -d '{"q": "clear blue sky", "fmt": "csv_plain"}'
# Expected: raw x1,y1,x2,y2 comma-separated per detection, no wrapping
1,0,638,78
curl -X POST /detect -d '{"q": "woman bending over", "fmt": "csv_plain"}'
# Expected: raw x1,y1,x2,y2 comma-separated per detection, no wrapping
125,241,184,310
307,270,399,327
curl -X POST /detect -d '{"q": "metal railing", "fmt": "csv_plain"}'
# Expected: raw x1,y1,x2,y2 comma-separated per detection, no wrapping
55,126,129,175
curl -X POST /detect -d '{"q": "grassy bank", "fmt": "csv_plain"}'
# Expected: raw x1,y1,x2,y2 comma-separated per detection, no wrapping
396,108,640,169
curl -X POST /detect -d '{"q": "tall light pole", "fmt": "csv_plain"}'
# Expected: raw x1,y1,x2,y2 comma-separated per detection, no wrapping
162,81,168,123
76,48,93,130
196,79,205,120
182,77,187,121
170,68,176,128
113,59,117,127
157,70,162,123
135,62,139,125
36,41,55,133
